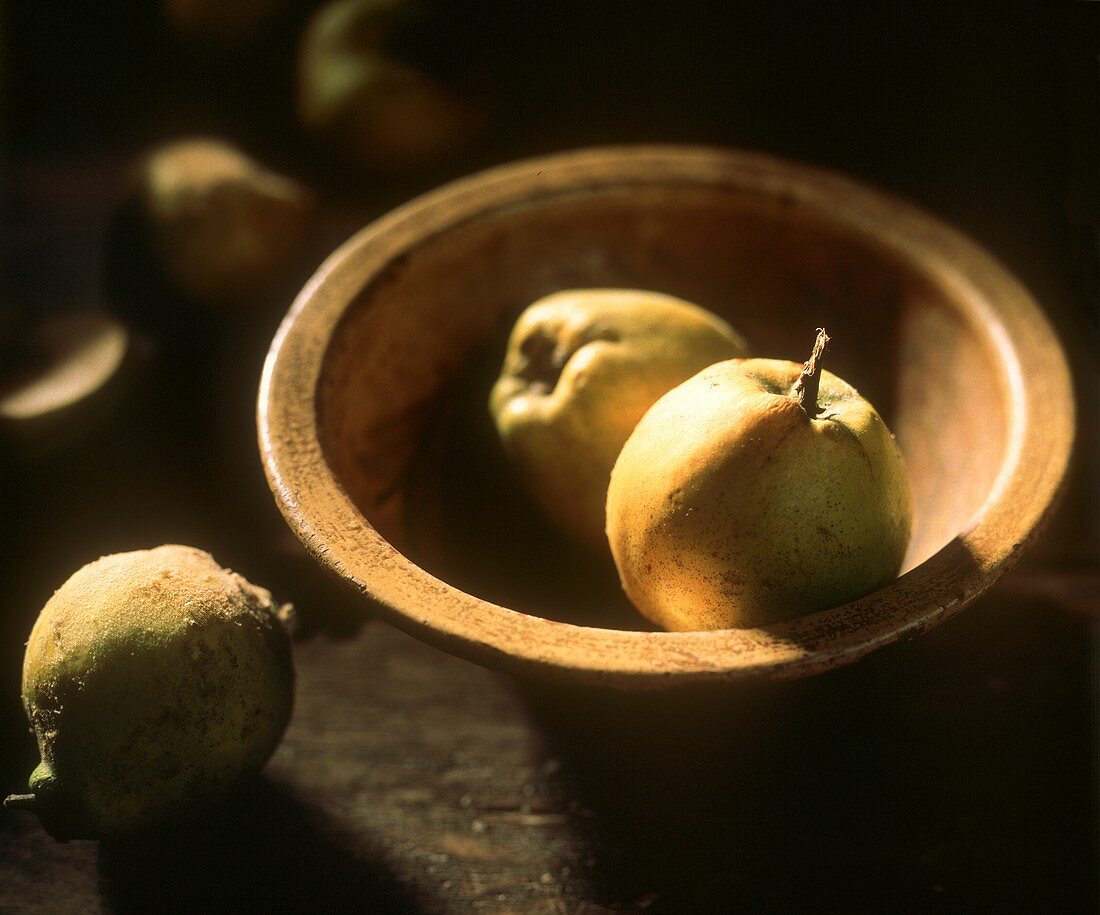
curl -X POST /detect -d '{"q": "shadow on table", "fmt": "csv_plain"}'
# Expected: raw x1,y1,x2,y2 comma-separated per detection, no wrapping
518,597,1098,911
97,776,423,914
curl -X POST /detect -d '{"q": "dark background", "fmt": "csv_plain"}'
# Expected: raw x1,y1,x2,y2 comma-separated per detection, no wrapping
1,3,1098,911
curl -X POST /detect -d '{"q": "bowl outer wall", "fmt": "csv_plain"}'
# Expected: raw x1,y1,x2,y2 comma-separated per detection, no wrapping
257,145,1075,688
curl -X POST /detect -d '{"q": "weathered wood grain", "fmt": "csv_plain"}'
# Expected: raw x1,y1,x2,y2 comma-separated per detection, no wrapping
2,587,1096,912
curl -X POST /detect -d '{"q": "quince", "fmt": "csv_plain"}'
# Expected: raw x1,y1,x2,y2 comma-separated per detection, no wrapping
4,545,294,839
607,331,913,629
490,288,749,548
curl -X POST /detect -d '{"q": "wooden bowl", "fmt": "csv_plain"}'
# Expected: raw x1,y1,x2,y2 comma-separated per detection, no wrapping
258,146,1073,687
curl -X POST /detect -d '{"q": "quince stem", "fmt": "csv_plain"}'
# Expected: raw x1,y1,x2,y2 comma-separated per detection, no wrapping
793,328,830,416
3,793,36,810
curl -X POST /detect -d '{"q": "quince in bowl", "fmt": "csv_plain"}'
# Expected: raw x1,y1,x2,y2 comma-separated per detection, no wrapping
258,146,1073,687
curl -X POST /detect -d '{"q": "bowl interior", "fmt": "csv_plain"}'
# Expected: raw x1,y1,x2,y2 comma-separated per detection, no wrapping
314,180,1012,630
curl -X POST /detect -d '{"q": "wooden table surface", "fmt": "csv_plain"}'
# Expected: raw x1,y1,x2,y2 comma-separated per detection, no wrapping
2,5,1098,911
2,589,1098,913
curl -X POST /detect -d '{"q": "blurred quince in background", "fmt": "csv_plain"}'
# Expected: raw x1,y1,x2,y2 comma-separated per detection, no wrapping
297,0,487,172
130,138,316,308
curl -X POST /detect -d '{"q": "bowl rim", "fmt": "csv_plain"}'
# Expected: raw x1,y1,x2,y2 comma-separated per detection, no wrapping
258,144,1075,687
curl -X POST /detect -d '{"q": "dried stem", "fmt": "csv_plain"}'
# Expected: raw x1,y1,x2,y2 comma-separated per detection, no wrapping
3,794,36,811
792,328,830,416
